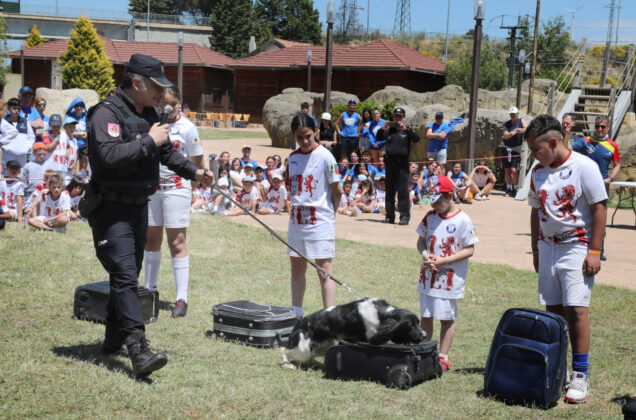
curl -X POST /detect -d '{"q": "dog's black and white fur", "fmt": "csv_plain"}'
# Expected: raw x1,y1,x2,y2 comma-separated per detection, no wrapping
282,298,425,365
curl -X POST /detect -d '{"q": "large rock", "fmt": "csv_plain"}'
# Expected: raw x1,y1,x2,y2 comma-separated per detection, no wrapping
421,85,468,111
616,130,636,181
367,85,427,109
35,88,99,118
262,89,321,148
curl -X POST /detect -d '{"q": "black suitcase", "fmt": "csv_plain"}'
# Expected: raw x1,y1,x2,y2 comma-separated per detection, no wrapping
73,281,159,324
210,300,298,348
484,307,569,408
324,340,442,389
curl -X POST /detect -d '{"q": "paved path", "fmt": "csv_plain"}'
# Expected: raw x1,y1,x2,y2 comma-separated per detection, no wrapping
200,132,636,290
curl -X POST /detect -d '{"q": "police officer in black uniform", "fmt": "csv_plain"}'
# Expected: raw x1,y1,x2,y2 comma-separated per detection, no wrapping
376,107,420,225
84,54,214,377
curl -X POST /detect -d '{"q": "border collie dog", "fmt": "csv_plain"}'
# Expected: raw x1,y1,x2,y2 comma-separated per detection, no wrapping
282,298,425,365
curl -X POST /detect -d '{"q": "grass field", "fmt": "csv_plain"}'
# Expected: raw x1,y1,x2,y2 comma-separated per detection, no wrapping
198,128,269,140
0,217,634,419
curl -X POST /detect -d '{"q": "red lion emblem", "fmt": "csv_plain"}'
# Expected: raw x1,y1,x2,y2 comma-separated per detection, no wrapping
439,237,455,257
538,189,549,222
303,175,319,197
553,185,577,221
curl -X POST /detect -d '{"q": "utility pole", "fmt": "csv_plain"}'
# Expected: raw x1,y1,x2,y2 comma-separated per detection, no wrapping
500,16,527,88
600,0,616,87
615,0,621,46
444,0,451,65
527,0,540,115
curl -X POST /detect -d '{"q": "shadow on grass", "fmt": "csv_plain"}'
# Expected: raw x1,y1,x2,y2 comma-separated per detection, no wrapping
158,300,173,312
51,343,152,384
610,394,634,405
453,366,485,375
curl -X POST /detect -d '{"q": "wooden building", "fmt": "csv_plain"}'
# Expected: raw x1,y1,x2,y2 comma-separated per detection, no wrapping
232,39,446,123
9,38,235,112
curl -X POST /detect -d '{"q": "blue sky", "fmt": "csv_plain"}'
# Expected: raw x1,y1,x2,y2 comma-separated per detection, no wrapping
23,0,636,46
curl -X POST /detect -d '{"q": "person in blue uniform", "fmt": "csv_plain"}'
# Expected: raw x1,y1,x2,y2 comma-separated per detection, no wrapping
336,100,360,159
85,54,214,377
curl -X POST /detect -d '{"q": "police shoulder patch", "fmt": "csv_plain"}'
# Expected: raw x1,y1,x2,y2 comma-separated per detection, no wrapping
107,123,120,137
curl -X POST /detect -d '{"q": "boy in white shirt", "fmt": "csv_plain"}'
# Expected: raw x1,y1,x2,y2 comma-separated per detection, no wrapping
225,175,260,216
258,173,288,215
28,174,70,232
526,114,607,404
416,174,478,372
2,160,25,222
208,177,234,214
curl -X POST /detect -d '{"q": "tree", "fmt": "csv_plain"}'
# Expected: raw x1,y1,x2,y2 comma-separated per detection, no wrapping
0,15,9,88
128,0,180,15
209,0,252,59
60,17,115,99
446,42,507,92
517,15,571,79
252,0,321,45
179,0,218,25
25,25,47,48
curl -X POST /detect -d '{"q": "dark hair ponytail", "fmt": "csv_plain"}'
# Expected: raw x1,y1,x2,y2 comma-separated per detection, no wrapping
291,112,316,132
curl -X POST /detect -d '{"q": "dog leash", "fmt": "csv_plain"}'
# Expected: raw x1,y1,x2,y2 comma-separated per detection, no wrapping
211,185,364,299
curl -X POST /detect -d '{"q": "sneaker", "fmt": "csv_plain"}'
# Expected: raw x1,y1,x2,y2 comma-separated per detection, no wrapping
382,217,394,224
439,358,451,372
474,193,482,201
171,299,188,318
454,197,460,204
564,371,589,403
398,218,409,225
350,207,359,217
505,188,513,197
600,253,607,261
460,198,472,205
125,330,168,377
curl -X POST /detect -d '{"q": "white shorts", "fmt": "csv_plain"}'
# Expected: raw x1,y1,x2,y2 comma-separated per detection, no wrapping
286,237,335,259
148,188,192,228
420,294,457,320
259,202,281,214
428,149,447,165
538,242,594,307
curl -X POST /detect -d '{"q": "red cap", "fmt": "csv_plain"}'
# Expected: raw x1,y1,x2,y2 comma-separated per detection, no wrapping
33,142,47,152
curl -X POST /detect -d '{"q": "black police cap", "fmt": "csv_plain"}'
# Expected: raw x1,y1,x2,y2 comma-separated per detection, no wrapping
125,54,172,88
393,107,406,116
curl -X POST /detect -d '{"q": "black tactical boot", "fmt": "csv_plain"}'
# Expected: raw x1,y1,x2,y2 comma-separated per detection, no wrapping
102,328,128,357
125,329,168,377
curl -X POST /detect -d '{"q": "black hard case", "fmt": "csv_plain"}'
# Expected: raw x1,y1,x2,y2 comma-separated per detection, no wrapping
73,281,159,324
211,300,298,348
324,340,443,389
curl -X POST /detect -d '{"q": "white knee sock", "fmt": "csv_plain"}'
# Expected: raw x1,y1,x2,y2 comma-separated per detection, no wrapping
144,250,162,290
172,256,189,302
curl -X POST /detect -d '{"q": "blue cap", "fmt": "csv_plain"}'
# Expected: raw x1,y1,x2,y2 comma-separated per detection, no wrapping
64,115,79,125
348,99,357,105
49,114,63,126
19,86,34,95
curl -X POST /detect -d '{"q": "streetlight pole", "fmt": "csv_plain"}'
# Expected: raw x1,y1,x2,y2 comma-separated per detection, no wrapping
178,32,184,97
466,0,485,175
516,49,527,109
147,0,150,41
527,0,540,114
307,50,312,92
324,2,335,112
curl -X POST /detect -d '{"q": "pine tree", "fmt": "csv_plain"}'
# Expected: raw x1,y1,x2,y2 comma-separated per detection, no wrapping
25,25,47,48
252,0,321,45
59,17,115,99
209,0,252,59
129,0,180,15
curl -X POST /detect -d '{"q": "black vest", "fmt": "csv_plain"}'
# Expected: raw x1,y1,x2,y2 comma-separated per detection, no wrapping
87,94,160,196
4,117,29,134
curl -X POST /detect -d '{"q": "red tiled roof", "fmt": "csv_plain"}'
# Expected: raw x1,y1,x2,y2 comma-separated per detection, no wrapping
234,39,445,73
9,38,236,68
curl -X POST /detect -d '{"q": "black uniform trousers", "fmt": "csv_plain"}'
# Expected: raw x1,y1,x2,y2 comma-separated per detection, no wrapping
385,155,410,222
88,200,148,336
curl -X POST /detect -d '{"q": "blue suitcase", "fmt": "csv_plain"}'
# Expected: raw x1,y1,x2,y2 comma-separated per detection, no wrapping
484,307,569,408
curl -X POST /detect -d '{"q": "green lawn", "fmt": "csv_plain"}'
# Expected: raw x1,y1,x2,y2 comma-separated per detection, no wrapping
199,128,269,140
0,217,633,418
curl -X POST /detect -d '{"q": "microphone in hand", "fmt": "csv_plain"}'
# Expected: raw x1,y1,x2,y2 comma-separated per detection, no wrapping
160,104,173,125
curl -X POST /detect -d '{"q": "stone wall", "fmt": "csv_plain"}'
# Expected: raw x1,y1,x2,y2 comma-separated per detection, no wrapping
35,88,99,118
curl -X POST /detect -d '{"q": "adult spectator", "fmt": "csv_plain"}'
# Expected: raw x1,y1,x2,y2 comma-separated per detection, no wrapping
502,106,527,197
85,54,213,377
336,100,360,159
368,155,385,180
300,102,318,129
376,107,420,225
217,151,231,173
239,144,258,168
318,112,337,156
426,111,450,174
33,97,49,140
368,107,387,163
562,112,582,148
66,98,89,177
1,97,35,173
571,115,620,261
468,159,496,200
357,107,372,155
17,86,44,131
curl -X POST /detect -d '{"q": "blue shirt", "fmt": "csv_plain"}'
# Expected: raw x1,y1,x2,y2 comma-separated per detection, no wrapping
340,112,360,138
307,114,318,127
240,158,259,168
360,120,370,137
368,119,387,148
571,136,620,179
427,122,451,152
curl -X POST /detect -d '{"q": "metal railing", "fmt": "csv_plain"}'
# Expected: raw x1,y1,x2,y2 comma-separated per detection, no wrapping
6,5,207,26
